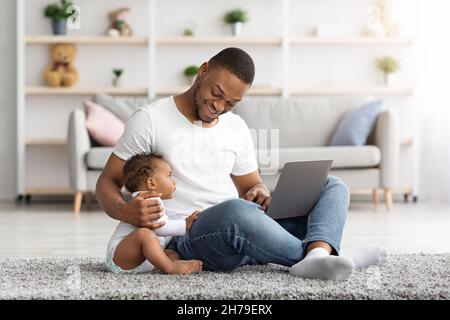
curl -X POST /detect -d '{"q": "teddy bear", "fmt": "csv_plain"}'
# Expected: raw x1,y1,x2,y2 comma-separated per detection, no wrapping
106,7,133,37
43,44,79,87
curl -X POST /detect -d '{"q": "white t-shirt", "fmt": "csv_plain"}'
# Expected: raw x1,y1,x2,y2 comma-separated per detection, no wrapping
114,96,258,219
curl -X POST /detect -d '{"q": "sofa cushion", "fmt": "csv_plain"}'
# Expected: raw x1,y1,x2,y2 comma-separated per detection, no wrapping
84,100,124,146
257,146,381,173
86,147,115,169
234,96,374,148
87,145,381,171
330,100,384,146
93,93,154,122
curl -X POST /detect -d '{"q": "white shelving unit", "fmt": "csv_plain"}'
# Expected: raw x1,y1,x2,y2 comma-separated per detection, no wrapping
290,37,412,46
16,0,414,200
25,86,149,96
25,35,149,45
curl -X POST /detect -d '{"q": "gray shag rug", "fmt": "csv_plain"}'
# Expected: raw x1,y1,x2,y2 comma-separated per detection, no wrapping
0,254,448,300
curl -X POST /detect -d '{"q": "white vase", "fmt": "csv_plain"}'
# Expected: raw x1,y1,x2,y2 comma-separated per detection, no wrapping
384,73,394,87
186,75,196,86
113,77,123,87
231,22,242,36
385,73,401,87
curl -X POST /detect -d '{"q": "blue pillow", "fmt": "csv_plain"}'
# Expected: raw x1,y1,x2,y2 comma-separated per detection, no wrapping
330,100,384,146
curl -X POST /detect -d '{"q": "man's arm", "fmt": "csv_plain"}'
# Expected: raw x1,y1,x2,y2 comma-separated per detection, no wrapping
96,153,165,228
230,170,272,211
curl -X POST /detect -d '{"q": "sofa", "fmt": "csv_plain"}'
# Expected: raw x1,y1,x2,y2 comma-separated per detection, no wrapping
68,96,398,213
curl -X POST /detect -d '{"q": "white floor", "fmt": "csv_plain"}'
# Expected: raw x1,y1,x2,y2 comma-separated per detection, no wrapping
0,200,449,259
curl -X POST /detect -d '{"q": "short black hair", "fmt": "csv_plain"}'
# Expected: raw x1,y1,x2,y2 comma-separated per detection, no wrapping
208,47,255,85
123,153,163,193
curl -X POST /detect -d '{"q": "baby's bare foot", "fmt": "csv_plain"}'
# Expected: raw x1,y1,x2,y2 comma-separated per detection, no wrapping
166,260,203,275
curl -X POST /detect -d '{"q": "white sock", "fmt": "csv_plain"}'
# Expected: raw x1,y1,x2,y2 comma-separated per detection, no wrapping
341,246,389,269
290,248,355,281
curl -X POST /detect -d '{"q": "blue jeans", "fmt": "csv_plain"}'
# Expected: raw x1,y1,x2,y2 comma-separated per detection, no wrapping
166,176,350,271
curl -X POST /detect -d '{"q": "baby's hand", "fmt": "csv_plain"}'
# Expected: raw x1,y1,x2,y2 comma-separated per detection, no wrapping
185,210,201,230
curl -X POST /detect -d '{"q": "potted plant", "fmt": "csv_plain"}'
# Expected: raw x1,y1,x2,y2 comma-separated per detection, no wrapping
183,28,194,36
376,56,400,86
184,65,199,85
112,68,124,87
224,9,248,36
44,0,75,35
182,19,196,37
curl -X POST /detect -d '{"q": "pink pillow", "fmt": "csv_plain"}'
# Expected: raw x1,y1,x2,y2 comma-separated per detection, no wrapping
84,100,124,146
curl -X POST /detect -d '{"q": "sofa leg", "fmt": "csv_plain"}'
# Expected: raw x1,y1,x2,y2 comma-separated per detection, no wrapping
85,192,93,211
384,189,393,211
74,192,83,214
372,189,380,207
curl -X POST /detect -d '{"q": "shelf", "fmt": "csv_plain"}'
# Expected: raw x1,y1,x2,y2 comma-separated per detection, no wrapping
157,36,282,45
26,138,66,146
24,187,73,195
290,87,413,96
290,37,412,46
25,86,148,96
24,35,412,46
25,35,148,45
157,86,282,96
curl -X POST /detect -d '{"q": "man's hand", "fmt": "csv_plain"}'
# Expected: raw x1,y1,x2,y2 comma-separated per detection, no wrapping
185,210,201,230
242,183,272,211
118,193,166,229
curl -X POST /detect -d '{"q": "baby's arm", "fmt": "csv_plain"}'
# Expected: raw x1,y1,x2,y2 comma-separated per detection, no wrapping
148,197,186,236
153,215,186,237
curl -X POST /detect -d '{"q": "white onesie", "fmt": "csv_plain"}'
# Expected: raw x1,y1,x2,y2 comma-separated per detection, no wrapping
106,192,186,273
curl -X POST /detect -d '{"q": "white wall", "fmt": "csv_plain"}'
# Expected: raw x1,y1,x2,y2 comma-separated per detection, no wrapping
0,0,17,200
4,0,419,200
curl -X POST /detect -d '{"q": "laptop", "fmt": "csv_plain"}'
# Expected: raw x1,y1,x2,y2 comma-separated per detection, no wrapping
265,160,333,219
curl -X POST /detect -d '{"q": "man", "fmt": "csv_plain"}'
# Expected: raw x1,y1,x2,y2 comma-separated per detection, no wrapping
96,47,386,280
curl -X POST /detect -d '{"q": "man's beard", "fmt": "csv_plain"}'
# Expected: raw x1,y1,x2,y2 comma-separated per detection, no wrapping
192,81,221,123
192,82,203,121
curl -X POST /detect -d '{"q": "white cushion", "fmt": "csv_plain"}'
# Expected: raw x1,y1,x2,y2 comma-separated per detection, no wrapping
257,145,381,173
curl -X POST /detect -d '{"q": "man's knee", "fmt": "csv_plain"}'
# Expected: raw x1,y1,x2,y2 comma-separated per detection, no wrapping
324,175,350,207
221,198,261,218
205,198,262,228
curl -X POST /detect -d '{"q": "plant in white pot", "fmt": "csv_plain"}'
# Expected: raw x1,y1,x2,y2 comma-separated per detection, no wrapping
184,65,199,85
44,0,75,35
376,56,400,86
112,68,124,87
224,9,248,36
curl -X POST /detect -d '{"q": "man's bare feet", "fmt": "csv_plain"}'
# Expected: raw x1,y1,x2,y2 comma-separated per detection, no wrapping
162,260,203,275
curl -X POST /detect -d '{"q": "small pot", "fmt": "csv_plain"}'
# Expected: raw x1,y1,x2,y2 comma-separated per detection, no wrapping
186,75,196,86
113,77,123,87
384,73,397,87
231,22,242,36
52,19,67,35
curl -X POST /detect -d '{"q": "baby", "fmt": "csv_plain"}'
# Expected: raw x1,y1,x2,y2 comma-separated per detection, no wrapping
106,153,203,274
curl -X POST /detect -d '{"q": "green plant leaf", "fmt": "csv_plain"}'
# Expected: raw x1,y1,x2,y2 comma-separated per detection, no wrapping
114,20,125,30
184,65,199,76
113,69,124,77
44,0,74,20
224,9,248,24
376,56,400,74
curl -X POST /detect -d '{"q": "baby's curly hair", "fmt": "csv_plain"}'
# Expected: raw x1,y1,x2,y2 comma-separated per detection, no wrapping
122,153,163,193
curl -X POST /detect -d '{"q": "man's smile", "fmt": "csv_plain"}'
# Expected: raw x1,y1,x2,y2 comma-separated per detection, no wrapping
204,102,220,118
